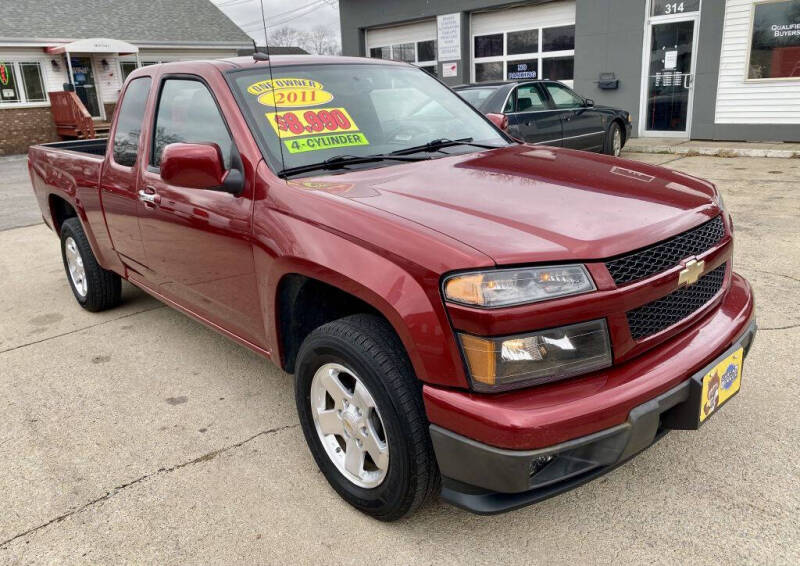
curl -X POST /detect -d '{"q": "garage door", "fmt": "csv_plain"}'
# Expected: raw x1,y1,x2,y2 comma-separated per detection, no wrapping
471,1,576,86
365,20,438,75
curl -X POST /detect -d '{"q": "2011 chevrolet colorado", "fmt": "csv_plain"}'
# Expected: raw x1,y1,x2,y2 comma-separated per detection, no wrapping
28,55,756,521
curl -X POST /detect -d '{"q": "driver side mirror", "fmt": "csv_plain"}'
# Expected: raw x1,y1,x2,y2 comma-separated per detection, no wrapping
160,143,243,195
584,98,595,107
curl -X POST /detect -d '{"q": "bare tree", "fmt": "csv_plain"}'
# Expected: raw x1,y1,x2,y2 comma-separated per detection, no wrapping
307,25,341,56
268,24,341,55
270,26,309,49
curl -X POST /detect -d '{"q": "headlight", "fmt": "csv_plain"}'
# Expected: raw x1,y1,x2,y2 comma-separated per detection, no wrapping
443,265,595,308
458,319,612,392
714,188,726,212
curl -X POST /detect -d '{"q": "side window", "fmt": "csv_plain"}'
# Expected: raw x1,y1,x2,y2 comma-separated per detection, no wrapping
112,77,151,167
515,85,547,112
545,83,583,109
503,90,515,113
152,79,233,169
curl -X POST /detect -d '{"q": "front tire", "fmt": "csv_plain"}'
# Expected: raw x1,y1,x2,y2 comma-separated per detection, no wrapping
294,314,439,521
605,121,623,156
60,217,122,312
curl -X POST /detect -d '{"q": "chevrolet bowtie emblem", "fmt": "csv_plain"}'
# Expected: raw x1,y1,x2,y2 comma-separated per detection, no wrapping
678,258,705,287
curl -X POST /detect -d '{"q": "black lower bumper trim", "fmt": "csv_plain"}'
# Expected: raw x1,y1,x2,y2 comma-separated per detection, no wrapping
433,320,757,515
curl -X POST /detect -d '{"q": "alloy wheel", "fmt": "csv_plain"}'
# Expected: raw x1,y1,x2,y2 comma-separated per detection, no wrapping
310,362,389,488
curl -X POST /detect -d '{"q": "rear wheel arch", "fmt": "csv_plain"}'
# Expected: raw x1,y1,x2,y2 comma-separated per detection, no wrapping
48,194,78,235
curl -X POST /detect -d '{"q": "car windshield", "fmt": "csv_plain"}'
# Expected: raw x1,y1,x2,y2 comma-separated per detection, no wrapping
457,87,499,108
228,63,509,175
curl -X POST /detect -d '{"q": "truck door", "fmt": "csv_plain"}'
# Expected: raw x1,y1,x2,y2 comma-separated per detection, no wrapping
100,76,152,267
138,77,265,347
505,83,563,146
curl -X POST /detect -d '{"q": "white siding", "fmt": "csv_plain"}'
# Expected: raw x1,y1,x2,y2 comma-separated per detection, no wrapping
471,1,576,36
366,20,437,50
93,55,120,104
715,0,800,124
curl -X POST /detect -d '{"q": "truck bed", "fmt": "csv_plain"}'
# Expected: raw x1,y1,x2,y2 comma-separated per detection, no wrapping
34,138,108,157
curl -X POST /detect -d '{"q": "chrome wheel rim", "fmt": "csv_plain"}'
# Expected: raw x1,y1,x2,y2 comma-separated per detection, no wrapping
64,237,87,297
613,128,622,156
310,362,389,488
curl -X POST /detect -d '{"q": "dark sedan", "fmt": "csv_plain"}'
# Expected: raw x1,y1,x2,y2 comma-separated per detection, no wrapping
455,80,632,156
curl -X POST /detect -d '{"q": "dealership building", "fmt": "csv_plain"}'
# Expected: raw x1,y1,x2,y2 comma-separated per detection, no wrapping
339,0,800,142
0,0,257,155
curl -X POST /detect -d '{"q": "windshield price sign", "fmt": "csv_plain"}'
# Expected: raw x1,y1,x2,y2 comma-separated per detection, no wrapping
267,107,359,138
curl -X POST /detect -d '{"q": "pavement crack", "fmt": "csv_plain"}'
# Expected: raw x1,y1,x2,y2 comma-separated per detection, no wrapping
751,269,800,284
661,156,688,166
0,423,299,550
0,305,166,355
759,323,800,331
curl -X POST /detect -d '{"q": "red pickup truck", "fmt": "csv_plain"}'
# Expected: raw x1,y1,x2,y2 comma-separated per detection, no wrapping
28,55,755,520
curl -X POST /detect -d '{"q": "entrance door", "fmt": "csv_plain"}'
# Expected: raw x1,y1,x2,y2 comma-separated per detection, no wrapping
643,18,697,136
70,56,102,118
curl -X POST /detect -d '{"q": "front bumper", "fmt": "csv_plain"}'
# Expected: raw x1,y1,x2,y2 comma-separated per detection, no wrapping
432,320,756,514
427,272,756,514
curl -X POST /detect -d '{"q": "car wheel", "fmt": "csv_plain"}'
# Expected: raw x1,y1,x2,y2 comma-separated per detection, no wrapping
605,122,623,156
294,314,439,521
60,217,122,312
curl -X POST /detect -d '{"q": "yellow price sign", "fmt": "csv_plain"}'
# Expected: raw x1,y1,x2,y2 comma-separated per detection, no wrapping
266,107,360,139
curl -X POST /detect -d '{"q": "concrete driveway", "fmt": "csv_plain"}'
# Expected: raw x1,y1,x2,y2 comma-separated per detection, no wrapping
1,153,798,564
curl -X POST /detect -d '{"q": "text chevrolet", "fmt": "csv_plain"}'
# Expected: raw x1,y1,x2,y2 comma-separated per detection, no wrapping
28,56,756,520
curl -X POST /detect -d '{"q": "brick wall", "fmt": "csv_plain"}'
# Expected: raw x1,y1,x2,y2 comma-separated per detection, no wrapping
0,107,58,156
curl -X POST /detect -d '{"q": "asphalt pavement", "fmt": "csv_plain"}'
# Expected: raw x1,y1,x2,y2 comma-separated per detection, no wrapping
1,152,798,564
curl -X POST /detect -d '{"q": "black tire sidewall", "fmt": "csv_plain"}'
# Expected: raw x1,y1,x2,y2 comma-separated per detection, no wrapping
60,218,90,307
606,122,621,156
295,332,416,518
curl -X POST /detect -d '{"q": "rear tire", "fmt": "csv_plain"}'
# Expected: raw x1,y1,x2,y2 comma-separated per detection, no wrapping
294,314,439,521
60,217,122,312
605,121,623,156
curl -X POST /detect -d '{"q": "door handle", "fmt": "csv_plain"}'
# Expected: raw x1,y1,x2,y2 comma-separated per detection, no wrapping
138,187,161,206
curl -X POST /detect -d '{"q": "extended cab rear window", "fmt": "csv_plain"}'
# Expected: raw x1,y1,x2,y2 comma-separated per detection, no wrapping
113,77,151,167
227,63,507,175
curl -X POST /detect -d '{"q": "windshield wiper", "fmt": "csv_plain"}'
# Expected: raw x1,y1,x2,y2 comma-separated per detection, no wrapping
389,137,501,156
278,153,431,178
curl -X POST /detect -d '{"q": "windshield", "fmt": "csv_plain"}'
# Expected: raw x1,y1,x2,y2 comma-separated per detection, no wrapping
228,63,509,175
457,87,499,109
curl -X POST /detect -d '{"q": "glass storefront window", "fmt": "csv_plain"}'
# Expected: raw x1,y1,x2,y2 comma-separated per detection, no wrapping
475,61,503,82
474,34,503,58
0,61,47,105
748,0,800,79
507,29,539,55
542,56,574,81
391,43,415,63
542,25,575,52
417,40,436,62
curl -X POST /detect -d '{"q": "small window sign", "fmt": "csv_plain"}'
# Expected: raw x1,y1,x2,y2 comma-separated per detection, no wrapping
507,61,537,80
2,88,16,99
651,1,701,17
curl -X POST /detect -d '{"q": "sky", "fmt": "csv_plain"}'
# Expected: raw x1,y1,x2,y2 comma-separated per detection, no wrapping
210,0,341,45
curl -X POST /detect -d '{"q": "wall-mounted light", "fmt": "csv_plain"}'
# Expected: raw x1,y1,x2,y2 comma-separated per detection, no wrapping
101,58,109,70
51,59,60,71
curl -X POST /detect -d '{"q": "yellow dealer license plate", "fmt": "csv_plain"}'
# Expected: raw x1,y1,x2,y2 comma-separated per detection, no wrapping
699,347,743,422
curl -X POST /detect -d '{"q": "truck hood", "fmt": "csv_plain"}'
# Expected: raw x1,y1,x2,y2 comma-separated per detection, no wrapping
303,145,720,265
